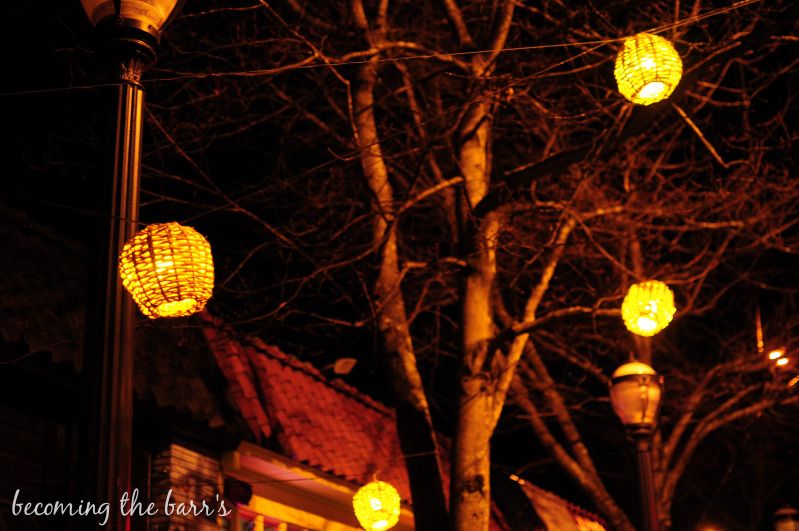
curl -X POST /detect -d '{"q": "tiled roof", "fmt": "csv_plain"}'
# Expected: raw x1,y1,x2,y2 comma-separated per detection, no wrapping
0,207,232,431
201,315,412,501
0,206,85,369
199,316,600,531
518,480,607,529
0,207,604,529
134,320,231,430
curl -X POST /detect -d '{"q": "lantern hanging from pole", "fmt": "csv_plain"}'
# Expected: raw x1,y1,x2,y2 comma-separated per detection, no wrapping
119,222,214,319
352,480,401,531
621,280,676,337
614,33,682,105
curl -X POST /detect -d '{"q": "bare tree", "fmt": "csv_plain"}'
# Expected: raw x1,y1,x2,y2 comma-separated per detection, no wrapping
136,0,799,528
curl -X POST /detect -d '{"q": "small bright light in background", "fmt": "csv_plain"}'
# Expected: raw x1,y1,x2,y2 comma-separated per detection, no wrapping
776,357,790,367
789,375,799,388
769,349,786,360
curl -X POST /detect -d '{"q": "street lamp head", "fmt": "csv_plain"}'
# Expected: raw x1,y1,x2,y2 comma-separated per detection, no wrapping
81,0,182,61
610,361,663,438
775,506,799,531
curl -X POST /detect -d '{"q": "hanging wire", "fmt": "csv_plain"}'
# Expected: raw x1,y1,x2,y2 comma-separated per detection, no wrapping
0,0,765,97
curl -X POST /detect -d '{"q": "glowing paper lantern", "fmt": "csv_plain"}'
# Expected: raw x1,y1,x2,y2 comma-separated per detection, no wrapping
352,480,401,531
621,280,676,337
119,222,214,318
614,33,682,105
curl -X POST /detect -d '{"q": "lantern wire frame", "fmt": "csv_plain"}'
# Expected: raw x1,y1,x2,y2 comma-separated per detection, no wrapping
614,33,683,105
621,280,676,337
119,222,214,319
352,480,401,531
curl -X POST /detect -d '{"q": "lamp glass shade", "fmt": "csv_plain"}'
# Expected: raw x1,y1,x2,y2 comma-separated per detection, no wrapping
81,0,180,32
621,280,676,337
775,506,799,531
610,361,662,431
353,481,401,531
614,33,682,105
119,222,214,319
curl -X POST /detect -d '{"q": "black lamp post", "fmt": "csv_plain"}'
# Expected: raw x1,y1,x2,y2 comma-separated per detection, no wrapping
610,361,664,531
775,506,799,531
79,1,180,528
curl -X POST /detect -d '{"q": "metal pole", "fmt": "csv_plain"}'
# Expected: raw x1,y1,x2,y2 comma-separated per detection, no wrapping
635,436,661,531
83,57,144,531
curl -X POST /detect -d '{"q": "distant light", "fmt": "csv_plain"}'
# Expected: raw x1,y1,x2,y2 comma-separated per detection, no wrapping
769,349,785,360
789,376,799,388
776,357,790,367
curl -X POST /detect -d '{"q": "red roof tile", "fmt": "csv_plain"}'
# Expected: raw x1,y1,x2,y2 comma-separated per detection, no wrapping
200,314,412,501
518,481,607,528
200,313,600,529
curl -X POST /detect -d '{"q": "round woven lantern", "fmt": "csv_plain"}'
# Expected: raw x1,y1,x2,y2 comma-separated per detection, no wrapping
614,33,682,105
119,222,214,319
621,280,676,337
352,480,401,531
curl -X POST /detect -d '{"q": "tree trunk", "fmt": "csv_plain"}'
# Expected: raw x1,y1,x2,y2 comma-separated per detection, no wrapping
352,59,448,530
451,374,493,531
452,95,496,531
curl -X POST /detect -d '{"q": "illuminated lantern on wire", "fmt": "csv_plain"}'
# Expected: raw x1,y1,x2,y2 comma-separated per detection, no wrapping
621,280,676,337
614,33,682,105
352,480,401,531
119,222,214,319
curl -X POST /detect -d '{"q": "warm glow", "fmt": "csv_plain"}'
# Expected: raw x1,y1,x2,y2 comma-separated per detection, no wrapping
621,281,676,337
81,0,180,31
610,361,662,430
637,81,667,100
614,33,683,105
769,349,785,360
776,357,790,367
636,315,658,334
576,516,607,531
157,298,198,316
119,222,214,319
353,481,400,531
